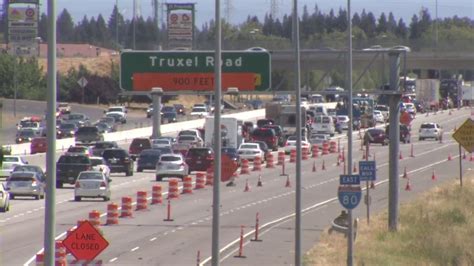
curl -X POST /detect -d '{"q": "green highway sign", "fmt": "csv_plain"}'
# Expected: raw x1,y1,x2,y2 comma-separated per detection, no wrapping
120,50,271,92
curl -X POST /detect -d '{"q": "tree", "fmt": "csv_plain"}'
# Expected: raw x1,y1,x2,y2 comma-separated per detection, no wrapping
335,8,347,33
377,13,388,34
95,14,111,47
396,18,408,39
38,14,48,42
387,12,397,33
409,14,421,39
57,9,75,43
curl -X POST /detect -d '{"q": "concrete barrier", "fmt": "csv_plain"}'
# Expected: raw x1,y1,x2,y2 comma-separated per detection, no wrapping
7,109,266,155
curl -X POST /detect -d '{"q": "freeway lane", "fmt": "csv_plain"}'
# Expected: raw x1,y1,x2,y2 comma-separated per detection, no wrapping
0,107,468,265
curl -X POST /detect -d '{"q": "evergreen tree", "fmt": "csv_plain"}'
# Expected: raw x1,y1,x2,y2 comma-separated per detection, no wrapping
335,8,347,33
352,12,361,29
74,16,90,43
57,9,75,43
409,14,421,39
377,13,388,34
281,15,292,39
387,12,397,33
396,18,408,39
325,9,336,33
38,14,48,42
96,15,111,47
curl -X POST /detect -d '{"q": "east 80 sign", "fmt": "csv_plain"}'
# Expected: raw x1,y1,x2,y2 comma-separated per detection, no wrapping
120,50,271,92
338,186,362,210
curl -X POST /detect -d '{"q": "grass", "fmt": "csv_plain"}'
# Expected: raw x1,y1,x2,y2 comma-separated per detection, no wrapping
304,173,474,266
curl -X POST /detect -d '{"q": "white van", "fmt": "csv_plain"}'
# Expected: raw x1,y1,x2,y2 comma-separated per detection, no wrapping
312,115,335,136
309,105,328,116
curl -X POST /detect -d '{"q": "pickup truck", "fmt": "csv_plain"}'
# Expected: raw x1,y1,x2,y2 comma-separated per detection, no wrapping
56,154,92,188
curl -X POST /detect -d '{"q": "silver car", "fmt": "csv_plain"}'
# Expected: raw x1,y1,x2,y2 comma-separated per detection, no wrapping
0,183,10,212
155,154,188,181
6,171,45,200
74,171,111,201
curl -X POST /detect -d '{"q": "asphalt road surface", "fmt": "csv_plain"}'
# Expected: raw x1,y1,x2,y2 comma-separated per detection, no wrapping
0,107,470,265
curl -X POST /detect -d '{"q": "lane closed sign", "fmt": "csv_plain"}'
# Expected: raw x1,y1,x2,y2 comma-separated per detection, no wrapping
62,220,109,261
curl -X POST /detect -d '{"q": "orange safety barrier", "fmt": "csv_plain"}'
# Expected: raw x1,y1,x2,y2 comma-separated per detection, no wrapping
55,241,67,266
240,159,250,175
302,147,309,160
252,156,262,171
136,191,148,210
182,175,193,194
35,252,44,266
312,144,319,158
329,141,337,153
120,196,133,218
265,153,275,168
88,210,101,227
290,149,297,163
277,151,285,165
322,142,329,155
195,172,206,189
106,203,119,225
152,185,163,204
168,178,180,199
206,167,214,185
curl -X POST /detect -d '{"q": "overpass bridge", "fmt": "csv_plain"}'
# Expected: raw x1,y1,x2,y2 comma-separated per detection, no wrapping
271,50,474,72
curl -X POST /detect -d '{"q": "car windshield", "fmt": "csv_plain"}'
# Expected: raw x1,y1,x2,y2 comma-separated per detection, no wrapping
103,150,126,157
162,106,175,112
9,175,35,182
90,158,104,166
78,172,103,180
153,140,170,145
77,127,97,133
13,165,40,172
252,129,274,137
58,155,90,164
60,123,75,130
140,150,161,157
179,136,196,141
19,130,35,137
68,114,84,120
68,147,86,153
192,107,206,112
95,142,115,149
108,107,123,112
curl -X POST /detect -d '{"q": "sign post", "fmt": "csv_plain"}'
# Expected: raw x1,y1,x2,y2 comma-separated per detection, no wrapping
338,174,361,266
77,77,88,104
62,220,109,261
359,160,376,224
452,118,474,187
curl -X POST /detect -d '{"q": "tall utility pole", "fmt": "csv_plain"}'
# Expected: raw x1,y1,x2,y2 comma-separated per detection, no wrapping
270,0,280,18
152,0,159,26
223,0,232,23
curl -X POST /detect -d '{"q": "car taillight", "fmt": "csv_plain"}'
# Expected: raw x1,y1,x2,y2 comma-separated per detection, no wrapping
75,182,81,188
206,155,214,160
31,181,38,187
285,142,289,146
100,182,107,188
124,158,130,163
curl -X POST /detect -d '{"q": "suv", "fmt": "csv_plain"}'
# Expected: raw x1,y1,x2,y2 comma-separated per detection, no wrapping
419,123,443,141
129,138,152,160
56,154,92,188
262,125,285,147
256,119,275,128
250,128,279,151
91,141,119,157
185,147,214,173
102,148,134,176
75,126,103,143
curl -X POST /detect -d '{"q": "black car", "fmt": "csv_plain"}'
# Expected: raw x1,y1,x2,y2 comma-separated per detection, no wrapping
173,104,186,115
102,148,134,176
136,149,163,172
57,122,78,139
162,111,178,123
222,147,240,166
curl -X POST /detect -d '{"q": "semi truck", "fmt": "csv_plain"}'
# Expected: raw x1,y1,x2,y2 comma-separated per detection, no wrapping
204,117,242,149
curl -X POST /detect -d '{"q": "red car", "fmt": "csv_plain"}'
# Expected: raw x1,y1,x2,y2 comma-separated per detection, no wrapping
185,148,214,173
250,128,279,151
129,138,151,160
363,128,388,146
30,137,47,154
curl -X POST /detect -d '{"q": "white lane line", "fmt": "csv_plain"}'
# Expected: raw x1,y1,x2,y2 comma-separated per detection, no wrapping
164,232,169,236
131,246,139,252
109,257,118,263
150,237,157,242
27,211,32,214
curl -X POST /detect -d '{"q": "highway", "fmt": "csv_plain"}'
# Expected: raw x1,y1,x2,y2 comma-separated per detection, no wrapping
0,107,470,265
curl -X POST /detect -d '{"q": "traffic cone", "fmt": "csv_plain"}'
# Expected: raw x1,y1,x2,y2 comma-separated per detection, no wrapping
431,170,437,180
353,162,357,173
322,160,326,171
403,167,408,178
257,175,263,187
244,179,250,192
405,178,412,191
312,161,317,172
285,175,291,187
448,153,452,161
399,151,403,160
449,109,452,115
370,181,375,189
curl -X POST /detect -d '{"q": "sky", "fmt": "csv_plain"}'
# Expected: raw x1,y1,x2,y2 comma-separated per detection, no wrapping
39,0,473,28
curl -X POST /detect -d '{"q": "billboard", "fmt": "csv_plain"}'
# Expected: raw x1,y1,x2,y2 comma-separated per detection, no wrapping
166,3,195,49
8,7,37,21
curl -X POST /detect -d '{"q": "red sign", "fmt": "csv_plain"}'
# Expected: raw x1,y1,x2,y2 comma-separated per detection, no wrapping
400,111,413,125
62,221,109,261
132,72,257,91
208,154,239,182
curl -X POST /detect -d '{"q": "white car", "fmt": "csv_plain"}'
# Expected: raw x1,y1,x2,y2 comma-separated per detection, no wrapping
5,171,45,200
151,139,172,149
74,171,111,201
336,115,350,130
190,107,209,117
0,155,28,178
105,111,126,124
374,105,389,121
237,143,264,161
373,110,385,123
176,135,203,148
155,154,188,181
89,156,111,177
309,133,330,145
0,183,10,212
419,123,443,141
284,137,311,154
